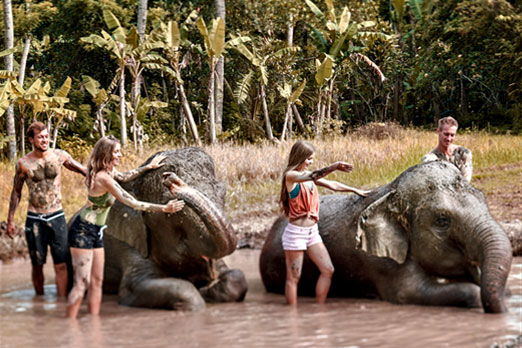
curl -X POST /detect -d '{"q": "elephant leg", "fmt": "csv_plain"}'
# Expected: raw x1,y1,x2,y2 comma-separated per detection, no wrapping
118,262,206,311
199,268,248,303
376,262,481,308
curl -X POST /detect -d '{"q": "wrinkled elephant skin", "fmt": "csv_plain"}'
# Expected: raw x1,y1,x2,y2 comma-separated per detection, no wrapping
102,148,248,311
260,161,512,313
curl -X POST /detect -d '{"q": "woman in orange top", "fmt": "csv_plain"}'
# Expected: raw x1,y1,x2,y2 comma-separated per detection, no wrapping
279,140,369,305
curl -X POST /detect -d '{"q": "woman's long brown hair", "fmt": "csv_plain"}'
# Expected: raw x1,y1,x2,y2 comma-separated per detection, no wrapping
279,140,316,216
86,135,119,189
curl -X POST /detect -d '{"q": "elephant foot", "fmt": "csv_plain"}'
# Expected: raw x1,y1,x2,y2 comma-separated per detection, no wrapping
199,269,248,303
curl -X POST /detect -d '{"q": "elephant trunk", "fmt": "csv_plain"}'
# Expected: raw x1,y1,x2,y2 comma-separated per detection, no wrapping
163,172,237,258
472,220,512,313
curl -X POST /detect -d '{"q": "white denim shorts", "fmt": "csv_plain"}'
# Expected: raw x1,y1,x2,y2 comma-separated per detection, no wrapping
282,223,322,251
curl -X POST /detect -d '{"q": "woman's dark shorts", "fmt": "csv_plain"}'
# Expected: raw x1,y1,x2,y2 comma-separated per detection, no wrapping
68,216,105,249
25,210,69,265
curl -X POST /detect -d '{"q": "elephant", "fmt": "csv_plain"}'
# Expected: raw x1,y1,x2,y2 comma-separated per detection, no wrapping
260,160,512,313
102,147,248,311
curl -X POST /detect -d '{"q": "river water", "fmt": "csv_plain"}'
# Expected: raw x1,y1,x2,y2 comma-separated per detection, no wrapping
0,251,520,348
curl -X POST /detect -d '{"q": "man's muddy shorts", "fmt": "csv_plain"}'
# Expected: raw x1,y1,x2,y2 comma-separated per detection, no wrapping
282,223,322,251
68,216,105,249
25,210,68,265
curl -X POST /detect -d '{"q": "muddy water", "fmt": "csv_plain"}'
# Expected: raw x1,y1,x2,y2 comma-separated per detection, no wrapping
1,251,520,348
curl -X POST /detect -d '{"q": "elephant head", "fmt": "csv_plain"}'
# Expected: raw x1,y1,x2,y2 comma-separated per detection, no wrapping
107,148,237,285
356,160,512,313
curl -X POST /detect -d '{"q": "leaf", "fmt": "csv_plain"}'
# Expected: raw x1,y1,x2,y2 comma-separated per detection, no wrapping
408,0,423,21
305,0,325,21
338,8,351,34
82,75,102,98
325,0,336,22
0,70,18,79
0,84,11,116
234,43,256,64
234,71,253,105
167,21,181,49
273,46,301,57
55,77,72,98
259,65,269,86
356,32,392,41
309,26,329,53
315,57,333,87
127,26,139,49
196,17,211,54
211,17,226,58
277,82,291,99
289,79,307,104
26,79,43,95
0,47,19,58
329,23,358,58
391,0,406,22
103,10,121,31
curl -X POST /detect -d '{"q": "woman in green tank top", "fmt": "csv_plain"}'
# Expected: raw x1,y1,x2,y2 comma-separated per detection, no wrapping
67,135,185,319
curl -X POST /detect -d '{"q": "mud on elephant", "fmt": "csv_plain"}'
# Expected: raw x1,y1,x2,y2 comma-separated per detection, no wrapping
103,148,247,311
260,161,512,313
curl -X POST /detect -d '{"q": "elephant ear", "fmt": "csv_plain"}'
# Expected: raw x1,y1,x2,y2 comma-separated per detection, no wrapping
355,190,408,264
106,201,149,258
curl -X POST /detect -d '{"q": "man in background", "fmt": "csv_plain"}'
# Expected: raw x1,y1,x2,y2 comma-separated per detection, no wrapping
422,116,473,182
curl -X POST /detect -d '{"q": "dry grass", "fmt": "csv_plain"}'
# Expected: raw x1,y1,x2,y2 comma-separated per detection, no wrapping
1,125,521,228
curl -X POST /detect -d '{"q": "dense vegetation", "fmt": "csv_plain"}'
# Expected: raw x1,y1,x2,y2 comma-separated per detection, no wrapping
1,0,521,159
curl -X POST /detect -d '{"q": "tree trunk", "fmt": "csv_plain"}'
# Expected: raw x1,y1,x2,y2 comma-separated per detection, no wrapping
214,0,225,136
179,83,201,146
292,104,306,133
208,58,217,144
18,37,31,86
137,0,148,41
119,68,127,147
3,0,16,160
287,14,294,47
280,104,291,142
259,84,274,141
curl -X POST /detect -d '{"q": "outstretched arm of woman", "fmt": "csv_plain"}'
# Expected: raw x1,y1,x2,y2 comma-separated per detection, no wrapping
114,154,167,183
286,162,354,183
99,171,184,213
315,178,370,197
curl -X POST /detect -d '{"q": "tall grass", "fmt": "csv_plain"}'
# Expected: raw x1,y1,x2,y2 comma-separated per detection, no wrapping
1,126,521,226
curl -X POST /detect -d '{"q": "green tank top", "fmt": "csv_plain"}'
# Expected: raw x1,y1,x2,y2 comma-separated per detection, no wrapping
80,192,116,226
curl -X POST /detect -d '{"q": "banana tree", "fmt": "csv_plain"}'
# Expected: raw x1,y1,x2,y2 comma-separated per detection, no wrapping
155,16,201,146
82,75,120,137
231,37,300,142
306,0,389,134
81,10,131,146
196,16,225,144
277,79,307,141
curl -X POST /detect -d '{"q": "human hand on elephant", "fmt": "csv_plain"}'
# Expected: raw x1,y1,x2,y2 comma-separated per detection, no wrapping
163,199,185,213
147,154,167,170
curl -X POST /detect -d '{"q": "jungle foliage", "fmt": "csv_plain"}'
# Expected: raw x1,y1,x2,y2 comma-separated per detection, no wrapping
1,0,520,157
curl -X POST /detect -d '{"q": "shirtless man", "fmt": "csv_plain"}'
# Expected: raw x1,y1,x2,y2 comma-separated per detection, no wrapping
422,116,473,182
7,121,87,297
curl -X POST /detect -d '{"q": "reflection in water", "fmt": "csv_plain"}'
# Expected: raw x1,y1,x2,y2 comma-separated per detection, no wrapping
0,252,520,348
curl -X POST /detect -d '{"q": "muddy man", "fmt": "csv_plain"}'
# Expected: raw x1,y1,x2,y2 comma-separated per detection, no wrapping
7,121,86,297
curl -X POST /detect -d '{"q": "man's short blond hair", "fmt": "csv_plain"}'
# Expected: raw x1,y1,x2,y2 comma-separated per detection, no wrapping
438,116,458,130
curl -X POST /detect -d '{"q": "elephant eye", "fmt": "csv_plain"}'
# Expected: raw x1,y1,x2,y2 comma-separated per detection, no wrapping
435,214,451,229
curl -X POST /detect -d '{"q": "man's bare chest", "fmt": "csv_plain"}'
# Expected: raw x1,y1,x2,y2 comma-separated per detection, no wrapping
24,156,63,185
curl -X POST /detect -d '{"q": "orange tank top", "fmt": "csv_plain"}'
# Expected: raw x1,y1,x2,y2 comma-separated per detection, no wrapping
288,181,319,222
